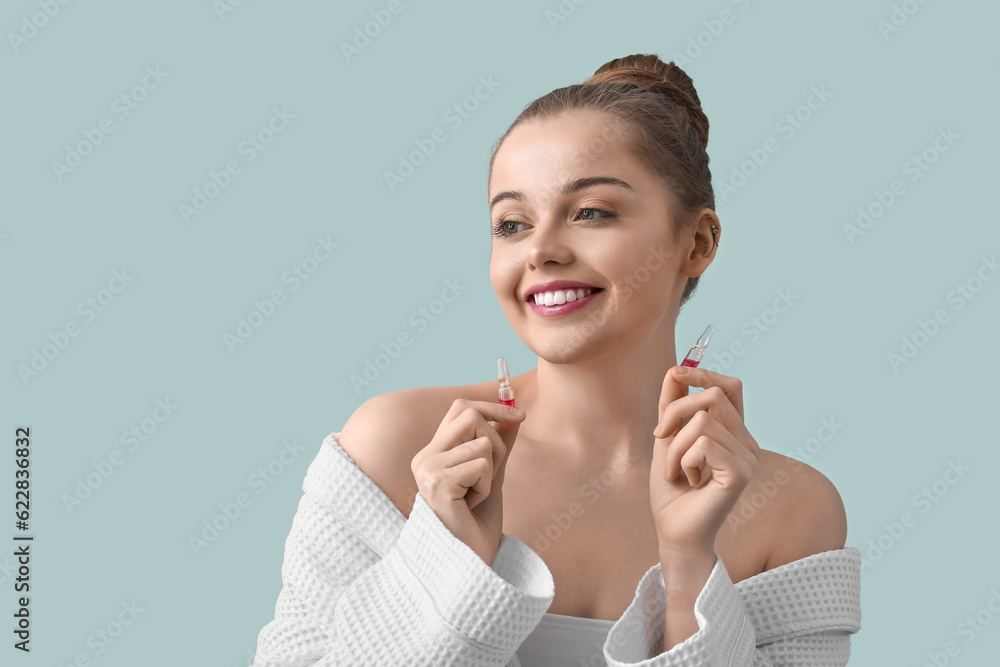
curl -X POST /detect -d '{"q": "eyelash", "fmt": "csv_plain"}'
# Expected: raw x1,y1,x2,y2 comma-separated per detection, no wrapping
491,207,617,238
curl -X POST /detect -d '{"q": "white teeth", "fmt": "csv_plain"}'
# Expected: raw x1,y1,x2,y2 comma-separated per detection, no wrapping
532,288,595,305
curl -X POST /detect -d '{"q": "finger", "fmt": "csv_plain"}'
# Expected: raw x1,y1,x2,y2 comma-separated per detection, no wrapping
678,436,752,490
470,399,528,425
436,400,525,441
664,412,756,481
428,404,519,462
445,457,493,509
677,436,715,488
657,364,691,419
439,435,494,470
667,366,744,418
655,384,745,441
460,411,511,484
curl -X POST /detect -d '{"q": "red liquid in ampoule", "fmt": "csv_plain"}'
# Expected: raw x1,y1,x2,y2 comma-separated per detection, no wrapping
680,359,700,367
500,398,517,408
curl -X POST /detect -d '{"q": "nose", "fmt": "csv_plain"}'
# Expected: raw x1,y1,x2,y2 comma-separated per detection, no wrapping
525,219,574,270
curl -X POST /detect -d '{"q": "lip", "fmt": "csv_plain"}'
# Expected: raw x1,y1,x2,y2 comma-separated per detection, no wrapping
524,280,602,301
527,290,603,317
525,282,604,317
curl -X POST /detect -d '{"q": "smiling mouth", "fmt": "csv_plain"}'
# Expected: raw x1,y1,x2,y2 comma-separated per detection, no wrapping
527,287,604,306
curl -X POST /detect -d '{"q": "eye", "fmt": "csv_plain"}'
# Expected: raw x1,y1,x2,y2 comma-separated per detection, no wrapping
577,207,616,221
491,207,617,238
492,218,527,238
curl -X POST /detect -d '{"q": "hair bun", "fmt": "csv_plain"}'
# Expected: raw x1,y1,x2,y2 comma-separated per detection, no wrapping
586,54,709,147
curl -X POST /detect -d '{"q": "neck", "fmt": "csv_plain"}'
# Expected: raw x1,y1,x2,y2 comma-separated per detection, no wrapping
513,329,682,467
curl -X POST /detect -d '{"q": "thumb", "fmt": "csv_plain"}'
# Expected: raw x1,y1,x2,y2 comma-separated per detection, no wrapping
660,366,692,405
657,366,691,432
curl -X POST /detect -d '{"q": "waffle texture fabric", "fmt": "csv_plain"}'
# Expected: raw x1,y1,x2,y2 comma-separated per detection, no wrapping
252,432,862,666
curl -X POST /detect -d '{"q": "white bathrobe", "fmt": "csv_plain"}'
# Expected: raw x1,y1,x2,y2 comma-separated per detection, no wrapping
252,433,862,666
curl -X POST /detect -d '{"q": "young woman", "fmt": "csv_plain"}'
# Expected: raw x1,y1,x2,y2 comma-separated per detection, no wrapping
253,54,862,667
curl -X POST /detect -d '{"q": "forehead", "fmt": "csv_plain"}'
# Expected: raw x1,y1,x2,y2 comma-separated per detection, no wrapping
489,110,646,196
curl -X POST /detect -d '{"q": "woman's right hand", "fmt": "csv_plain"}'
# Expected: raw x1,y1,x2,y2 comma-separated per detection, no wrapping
410,399,525,566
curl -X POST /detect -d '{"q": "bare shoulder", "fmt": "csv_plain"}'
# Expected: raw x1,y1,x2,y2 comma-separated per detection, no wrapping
756,450,848,571
336,383,489,519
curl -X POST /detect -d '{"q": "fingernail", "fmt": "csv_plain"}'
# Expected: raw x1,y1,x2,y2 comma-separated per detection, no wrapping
675,366,689,374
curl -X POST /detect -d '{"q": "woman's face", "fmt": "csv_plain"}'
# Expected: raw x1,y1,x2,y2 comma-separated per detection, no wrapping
488,109,702,363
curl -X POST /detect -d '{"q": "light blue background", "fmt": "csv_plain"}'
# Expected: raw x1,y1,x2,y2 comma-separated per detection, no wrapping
2,1,998,665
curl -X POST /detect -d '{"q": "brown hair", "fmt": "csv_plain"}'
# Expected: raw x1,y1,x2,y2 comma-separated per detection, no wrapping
488,53,715,310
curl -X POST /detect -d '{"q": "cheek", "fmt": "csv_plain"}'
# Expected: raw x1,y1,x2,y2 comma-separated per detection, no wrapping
615,246,676,299
489,254,516,293
495,247,519,270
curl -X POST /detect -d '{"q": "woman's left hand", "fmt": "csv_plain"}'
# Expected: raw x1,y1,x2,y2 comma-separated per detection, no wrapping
650,365,761,559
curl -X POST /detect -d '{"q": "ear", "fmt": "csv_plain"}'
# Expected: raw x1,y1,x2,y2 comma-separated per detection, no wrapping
681,208,719,279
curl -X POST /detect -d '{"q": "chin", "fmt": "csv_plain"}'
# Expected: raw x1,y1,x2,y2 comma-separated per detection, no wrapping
520,328,611,365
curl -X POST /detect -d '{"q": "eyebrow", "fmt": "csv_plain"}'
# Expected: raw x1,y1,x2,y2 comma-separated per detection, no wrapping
489,176,633,211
